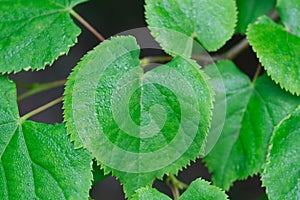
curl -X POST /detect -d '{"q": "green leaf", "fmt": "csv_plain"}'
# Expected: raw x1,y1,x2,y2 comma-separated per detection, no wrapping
92,160,109,184
63,36,213,197
277,0,300,36
132,179,228,200
179,178,228,200
0,0,87,73
247,16,300,95
131,187,171,200
203,61,300,190
0,76,92,199
262,106,300,200
235,0,275,33
145,0,237,54
132,178,227,200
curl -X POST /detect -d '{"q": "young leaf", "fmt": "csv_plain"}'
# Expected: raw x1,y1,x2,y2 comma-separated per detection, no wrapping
131,187,171,200
145,0,237,55
277,0,300,36
235,0,275,33
0,76,92,199
63,36,213,197
132,179,228,200
203,61,300,190
0,0,87,73
247,16,300,95
262,106,300,200
179,178,228,200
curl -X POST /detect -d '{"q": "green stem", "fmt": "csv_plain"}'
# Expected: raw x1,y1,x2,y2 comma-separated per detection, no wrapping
70,10,105,42
253,63,262,82
142,42,248,67
16,82,38,89
18,80,66,101
21,97,63,120
166,175,188,200
140,37,250,67
191,54,217,65
169,185,179,200
192,38,249,64
140,56,173,68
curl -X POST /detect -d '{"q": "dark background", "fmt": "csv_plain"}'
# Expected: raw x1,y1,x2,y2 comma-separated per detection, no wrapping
11,0,265,199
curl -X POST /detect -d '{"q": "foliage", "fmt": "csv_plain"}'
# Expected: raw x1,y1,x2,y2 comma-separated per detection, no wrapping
0,0,299,199
0,0,87,73
0,76,92,199
132,179,228,200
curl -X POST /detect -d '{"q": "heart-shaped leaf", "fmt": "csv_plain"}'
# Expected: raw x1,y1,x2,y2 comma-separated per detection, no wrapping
262,106,300,200
63,36,213,197
247,16,300,95
0,76,92,199
0,0,87,73
204,61,300,190
145,0,237,55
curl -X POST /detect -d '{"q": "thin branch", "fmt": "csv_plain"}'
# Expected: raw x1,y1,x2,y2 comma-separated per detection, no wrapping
16,82,38,89
140,56,173,67
167,177,180,200
139,37,249,66
169,184,180,200
18,80,66,101
217,38,249,60
70,10,105,42
214,9,279,62
21,97,63,120
253,63,262,82
192,37,249,65
191,54,217,65
166,175,188,200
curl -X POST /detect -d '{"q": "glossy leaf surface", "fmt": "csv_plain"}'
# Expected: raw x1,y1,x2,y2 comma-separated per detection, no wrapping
145,0,237,54
204,61,300,190
262,106,300,200
247,16,300,95
0,0,87,73
64,36,213,197
0,76,92,199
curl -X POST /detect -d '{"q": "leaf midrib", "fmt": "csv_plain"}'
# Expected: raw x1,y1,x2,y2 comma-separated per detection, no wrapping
217,84,252,186
1,122,69,199
0,123,18,158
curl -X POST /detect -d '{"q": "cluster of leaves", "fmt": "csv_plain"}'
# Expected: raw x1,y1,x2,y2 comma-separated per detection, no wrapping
0,0,299,199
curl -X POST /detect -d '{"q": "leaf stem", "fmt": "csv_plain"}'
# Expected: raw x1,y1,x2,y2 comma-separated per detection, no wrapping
218,38,249,60
169,185,179,200
21,97,63,120
140,37,250,67
140,56,173,67
70,10,105,42
166,175,188,200
253,63,262,82
17,80,66,101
